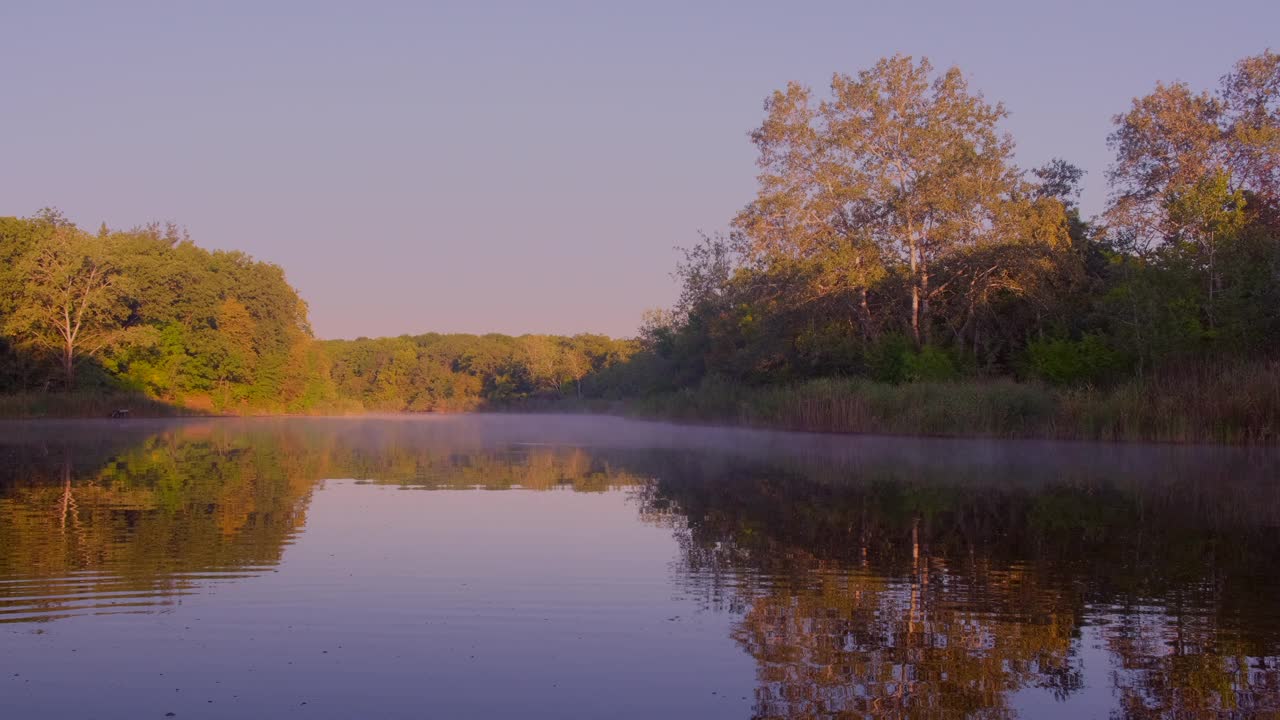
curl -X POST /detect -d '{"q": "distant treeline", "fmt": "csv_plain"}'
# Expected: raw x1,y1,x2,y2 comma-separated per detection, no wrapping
0,213,636,413
321,333,635,412
3,51,1280,431
0,222,639,413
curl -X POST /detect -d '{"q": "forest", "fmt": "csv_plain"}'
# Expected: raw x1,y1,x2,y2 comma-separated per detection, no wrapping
2,51,1279,440
0,212,636,414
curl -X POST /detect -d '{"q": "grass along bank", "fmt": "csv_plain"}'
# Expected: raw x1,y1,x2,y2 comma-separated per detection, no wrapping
0,391,375,419
623,361,1280,444
6,363,1277,444
0,391,210,419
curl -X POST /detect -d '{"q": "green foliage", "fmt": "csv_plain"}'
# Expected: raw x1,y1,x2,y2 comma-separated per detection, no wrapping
0,212,637,415
0,213,312,409
3,51,1280,443
1026,334,1123,385
903,345,959,382
865,333,914,384
863,336,959,384
597,50,1280,436
322,332,636,411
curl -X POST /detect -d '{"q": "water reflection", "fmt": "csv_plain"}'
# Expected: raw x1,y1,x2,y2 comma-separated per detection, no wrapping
0,427,312,624
637,460,1280,718
1,416,1278,718
0,419,645,625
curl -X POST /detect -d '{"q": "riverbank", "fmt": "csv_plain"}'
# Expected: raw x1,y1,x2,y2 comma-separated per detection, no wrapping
0,391,211,419
618,363,1280,444
4,360,1278,443
0,391,375,419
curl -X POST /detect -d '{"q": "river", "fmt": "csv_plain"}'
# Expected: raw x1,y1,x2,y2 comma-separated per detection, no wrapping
2,415,1278,718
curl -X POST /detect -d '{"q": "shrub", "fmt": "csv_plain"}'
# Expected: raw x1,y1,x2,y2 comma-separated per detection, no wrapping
865,334,914,384
1026,333,1122,385
904,345,959,382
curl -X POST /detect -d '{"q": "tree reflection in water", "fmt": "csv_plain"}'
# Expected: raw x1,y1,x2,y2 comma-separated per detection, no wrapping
1,417,1277,717
0,419,645,624
638,454,1280,719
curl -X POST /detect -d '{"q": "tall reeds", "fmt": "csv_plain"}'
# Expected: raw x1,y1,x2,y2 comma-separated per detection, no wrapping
626,361,1280,443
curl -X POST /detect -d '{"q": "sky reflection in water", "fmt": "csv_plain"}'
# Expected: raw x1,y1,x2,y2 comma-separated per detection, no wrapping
1,415,1278,719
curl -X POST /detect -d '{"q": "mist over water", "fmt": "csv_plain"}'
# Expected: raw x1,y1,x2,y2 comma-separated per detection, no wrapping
2,416,1278,718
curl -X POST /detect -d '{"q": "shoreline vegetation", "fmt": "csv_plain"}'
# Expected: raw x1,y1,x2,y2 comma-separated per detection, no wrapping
4,51,1280,444
616,361,1280,444
6,359,1278,445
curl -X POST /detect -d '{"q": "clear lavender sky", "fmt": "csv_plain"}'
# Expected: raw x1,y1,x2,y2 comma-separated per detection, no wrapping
3,1,1277,339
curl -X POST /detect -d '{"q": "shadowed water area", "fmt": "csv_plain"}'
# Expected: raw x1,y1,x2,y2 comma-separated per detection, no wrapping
1,416,1278,718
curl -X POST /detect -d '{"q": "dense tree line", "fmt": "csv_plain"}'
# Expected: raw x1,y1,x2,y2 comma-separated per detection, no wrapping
0,214,635,412
2,51,1278,418
321,332,635,411
607,52,1280,394
0,212,319,409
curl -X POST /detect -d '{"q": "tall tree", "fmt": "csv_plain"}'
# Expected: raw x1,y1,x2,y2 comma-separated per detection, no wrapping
1107,52,1279,250
1221,50,1280,207
736,55,1024,345
1106,51,1278,350
1107,81,1226,251
4,226,130,386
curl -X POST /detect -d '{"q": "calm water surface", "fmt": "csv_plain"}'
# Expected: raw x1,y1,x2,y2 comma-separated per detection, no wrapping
1,415,1278,719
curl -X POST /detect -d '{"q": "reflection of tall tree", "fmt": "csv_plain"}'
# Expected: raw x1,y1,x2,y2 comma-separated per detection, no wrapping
1106,608,1280,718
638,459,1280,719
3,419,1278,715
0,432,318,622
0,420,651,624
733,572,1079,718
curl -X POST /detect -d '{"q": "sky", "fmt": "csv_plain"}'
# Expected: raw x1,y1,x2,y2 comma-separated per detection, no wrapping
3,1,1278,339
